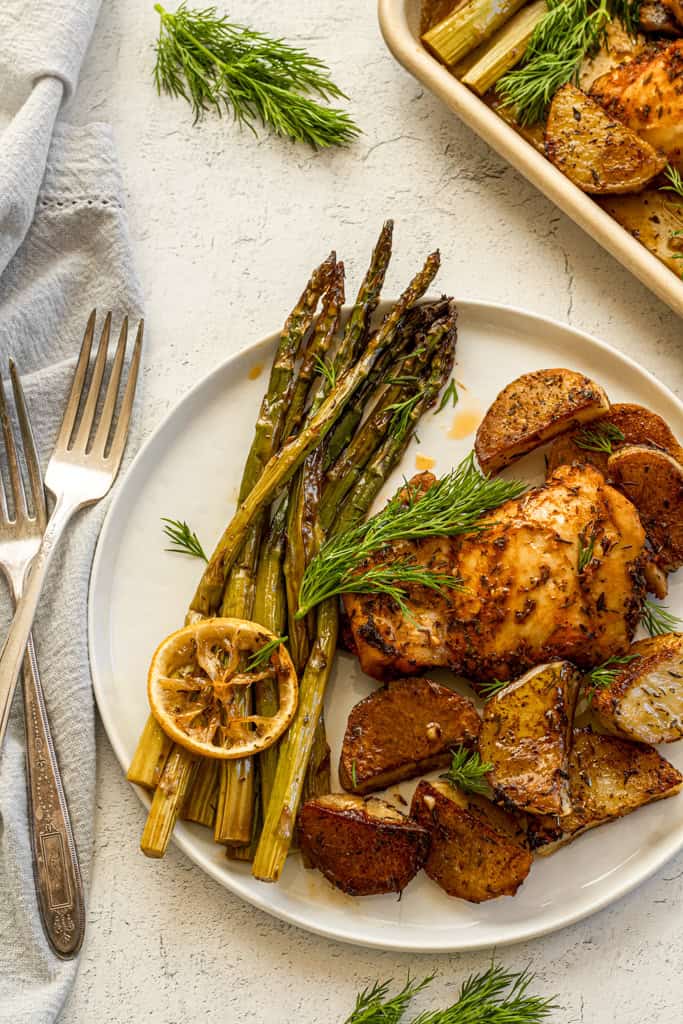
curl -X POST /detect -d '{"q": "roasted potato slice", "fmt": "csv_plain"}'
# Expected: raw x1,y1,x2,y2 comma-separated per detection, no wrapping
545,84,666,194
479,661,581,816
593,634,683,743
608,444,683,571
298,794,430,896
410,779,532,902
528,728,683,853
546,402,683,478
599,190,683,278
339,678,481,794
475,368,609,474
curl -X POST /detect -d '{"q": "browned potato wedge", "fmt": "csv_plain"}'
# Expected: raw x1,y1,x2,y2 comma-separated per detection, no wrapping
479,662,581,816
475,369,609,474
298,794,430,896
339,678,481,794
593,634,683,743
528,728,683,853
546,402,683,478
410,779,532,902
545,84,666,194
599,190,683,277
608,444,683,571
639,0,682,36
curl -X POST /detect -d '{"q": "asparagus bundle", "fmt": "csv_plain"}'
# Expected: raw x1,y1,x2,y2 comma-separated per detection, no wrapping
131,225,459,868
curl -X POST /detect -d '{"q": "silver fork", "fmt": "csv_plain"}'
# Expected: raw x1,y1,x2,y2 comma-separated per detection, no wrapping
0,363,85,957
0,311,143,755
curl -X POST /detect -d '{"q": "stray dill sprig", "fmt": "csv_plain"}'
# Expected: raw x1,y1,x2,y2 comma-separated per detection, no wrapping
153,2,360,148
161,517,207,560
343,976,434,1024
661,164,683,200
574,421,625,454
388,392,422,441
297,453,526,618
577,528,597,573
670,230,683,278
410,963,558,1024
640,599,683,637
435,378,459,415
315,354,338,390
246,634,288,671
441,746,493,796
478,677,510,699
583,654,641,703
351,759,358,789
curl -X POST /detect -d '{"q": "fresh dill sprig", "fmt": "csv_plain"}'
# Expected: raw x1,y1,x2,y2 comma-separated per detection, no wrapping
410,963,558,1024
640,599,683,637
153,3,360,148
344,976,433,1024
315,355,338,390
441,746,493,797
661,164,683,200
574,421,625,454
246,634,288,671
351,759,358,789
388,393,423,441
435,378,459,415
478,677,510,699
297,453,526,618
161,517,208,560
577,528,597,573
583,654,640,702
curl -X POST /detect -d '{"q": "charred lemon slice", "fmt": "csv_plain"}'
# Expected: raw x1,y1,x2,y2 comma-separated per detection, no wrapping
147,617,297,759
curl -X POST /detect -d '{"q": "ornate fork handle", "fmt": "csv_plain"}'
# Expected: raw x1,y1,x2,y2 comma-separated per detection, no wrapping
22,629,85,958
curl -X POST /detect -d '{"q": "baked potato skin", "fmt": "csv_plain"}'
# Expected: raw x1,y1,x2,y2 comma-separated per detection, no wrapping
475,368,609,474
298,794,430,896
545,84,667,194
410,780,532,902
593,633,683,743
528,728,683,853
479,662,581,816
608,445,683,571
339,678,481,794
546,402,683,478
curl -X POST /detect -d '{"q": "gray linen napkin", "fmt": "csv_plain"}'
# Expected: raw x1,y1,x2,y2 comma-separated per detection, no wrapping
0,3,143,1021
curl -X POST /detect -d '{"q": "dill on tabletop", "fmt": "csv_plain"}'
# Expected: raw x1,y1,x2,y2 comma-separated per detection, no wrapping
153,3,360,148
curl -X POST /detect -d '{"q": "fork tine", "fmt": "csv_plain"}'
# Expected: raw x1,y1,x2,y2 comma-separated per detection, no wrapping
9,360,46,529
106,319,143,468
0,365,28,523
92,316,128,456
0,372,10,525
55,309,97,451
73,311,112,452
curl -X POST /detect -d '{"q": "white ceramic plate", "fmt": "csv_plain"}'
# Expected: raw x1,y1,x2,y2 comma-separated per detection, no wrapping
90,300,683,952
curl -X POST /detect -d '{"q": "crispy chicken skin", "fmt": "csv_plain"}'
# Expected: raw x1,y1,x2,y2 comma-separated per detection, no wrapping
344,465,647,684
298,794,430,896
590,40,683,167
339,678,481,794
527,728,683,853
479,662,581,816
410,779,532,902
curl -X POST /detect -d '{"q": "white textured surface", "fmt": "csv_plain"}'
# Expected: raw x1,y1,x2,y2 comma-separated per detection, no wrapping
61,0,683,1020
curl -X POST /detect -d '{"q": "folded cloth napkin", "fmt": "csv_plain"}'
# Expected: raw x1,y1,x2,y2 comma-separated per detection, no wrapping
0,3,143,1022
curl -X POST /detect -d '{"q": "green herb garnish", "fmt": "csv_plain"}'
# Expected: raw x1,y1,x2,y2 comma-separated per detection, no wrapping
441,746,493,796
640,599,683,637
315,355,338,390
661,165,683,200
478,677,510,699
584,654,641,702
161,517,208,561
577,528,597,573
435,378,459,415
388,393,423,441
297,453,526,618
246,635,288,671
153,3,360,148
574,422,625,454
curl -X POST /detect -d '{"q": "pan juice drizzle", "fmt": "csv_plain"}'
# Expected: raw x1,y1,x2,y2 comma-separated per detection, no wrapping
447,396,482,440
415,453,436,471
248,363,263,380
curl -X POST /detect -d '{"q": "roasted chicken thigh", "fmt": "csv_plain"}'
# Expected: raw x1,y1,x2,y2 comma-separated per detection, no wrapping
344,465,647,683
